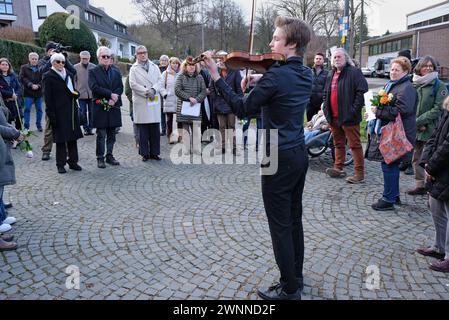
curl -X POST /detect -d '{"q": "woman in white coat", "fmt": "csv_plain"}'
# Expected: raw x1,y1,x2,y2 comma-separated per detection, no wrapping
160,57,181,144
129,46,167,161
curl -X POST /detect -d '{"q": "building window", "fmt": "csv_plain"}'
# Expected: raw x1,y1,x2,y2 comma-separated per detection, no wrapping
131,46,136,56
0,0,13,15
119,44,124,52
85,11,101,24
114,23,127,34
37,6,47,19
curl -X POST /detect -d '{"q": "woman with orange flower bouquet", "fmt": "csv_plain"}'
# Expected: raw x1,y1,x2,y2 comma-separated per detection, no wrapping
367,57,418,211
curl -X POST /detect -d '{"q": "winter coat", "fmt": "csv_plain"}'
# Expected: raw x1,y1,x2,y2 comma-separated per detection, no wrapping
160,68,179,114
0,73,22,120
129,61,167,124
323,64,368,126
43,69,83,143
74,62,96,99
88,65,123,129
175,72,207,123
414,79,447,142
210,69,242,114
420,109,449,201
375,77,418,147
308,67,328,111
19,64,43,98
0,106,19,186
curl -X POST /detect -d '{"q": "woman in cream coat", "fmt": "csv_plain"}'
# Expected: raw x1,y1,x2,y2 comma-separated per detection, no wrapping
160,57,181,144
129,46,167,161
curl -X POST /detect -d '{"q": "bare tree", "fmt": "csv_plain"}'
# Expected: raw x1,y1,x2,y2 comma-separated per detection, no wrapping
254,3,278,53
132,0,200,55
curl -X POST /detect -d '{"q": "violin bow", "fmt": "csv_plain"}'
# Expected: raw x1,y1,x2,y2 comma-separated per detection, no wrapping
245,0,257,91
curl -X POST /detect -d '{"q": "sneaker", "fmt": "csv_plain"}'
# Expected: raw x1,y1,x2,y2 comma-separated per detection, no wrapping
0,224,12,233
346,175,365,184
3,217,16,225
407,187,427,196
429,259,449,273
326,168,347,178
371,199,395,211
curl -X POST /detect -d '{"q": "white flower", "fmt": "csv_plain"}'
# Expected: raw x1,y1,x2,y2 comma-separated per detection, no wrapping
26,150,33,158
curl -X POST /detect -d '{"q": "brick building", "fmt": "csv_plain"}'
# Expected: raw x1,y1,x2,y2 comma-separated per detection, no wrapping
360,0,449,78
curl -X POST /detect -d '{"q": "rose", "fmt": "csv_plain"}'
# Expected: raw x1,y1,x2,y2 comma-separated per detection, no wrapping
380,96,390,105
378,90,387,97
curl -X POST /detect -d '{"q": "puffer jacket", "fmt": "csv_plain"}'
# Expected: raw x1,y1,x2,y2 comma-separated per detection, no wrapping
175,72,206,123
420,109,449,201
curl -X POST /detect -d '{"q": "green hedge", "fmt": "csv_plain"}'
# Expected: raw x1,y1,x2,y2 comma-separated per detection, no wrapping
0,38,45,73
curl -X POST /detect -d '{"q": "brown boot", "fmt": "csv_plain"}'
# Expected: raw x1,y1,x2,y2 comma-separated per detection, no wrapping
346,174,364,184
326,168,347,178
0,238,17,251
407,187,427,196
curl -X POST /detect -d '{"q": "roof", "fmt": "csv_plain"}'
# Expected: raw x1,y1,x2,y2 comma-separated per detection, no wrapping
406,0,449,17
363,20,449,45
55,0,138,43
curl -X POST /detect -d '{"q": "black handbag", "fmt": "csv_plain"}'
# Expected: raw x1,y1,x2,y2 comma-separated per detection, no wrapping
365,133,384,162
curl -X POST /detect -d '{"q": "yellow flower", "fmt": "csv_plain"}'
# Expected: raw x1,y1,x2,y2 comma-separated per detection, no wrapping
388,93,394,101
378,89,387,97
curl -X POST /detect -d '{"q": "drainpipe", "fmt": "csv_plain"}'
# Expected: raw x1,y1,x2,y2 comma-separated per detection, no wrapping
416,31,420,58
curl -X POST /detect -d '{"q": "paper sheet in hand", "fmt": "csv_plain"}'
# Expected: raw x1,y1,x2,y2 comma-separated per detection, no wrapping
181,101,201,117
204,97,210,120
364,91,376,122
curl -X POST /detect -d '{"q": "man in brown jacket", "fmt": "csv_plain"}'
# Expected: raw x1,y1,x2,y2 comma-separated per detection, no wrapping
74,51,96,135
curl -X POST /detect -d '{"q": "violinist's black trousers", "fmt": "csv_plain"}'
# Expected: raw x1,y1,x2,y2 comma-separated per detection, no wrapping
261,144,308,294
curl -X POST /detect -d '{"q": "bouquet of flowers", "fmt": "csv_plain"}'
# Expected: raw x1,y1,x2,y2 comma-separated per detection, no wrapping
18,129,36,158
370,89,394,107
95,98,113,111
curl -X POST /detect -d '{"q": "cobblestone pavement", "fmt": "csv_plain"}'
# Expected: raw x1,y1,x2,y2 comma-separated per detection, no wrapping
1,101,448,300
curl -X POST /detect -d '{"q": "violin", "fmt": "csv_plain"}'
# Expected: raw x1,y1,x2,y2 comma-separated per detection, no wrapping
192,51,285,74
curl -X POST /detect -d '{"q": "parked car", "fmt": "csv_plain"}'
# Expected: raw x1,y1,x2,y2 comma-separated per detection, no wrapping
373,57,393,78
362,66,376,77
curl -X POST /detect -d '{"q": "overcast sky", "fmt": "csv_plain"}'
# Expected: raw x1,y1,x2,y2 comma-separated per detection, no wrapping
90,0,444,36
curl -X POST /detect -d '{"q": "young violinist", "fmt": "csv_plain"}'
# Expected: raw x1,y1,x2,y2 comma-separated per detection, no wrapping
202,16,313,300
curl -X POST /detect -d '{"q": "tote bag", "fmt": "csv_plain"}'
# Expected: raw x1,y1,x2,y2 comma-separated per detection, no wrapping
379,113,413,164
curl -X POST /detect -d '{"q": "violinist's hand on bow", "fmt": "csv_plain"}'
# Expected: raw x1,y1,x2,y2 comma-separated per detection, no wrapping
201,51,220,81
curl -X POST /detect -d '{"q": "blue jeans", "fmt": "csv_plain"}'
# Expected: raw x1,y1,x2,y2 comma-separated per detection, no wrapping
0,186,6,224
382,162,400,203
78,99,93,131
24,96,43,130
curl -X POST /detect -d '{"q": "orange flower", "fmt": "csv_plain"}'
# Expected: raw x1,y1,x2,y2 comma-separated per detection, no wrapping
380,96,389,105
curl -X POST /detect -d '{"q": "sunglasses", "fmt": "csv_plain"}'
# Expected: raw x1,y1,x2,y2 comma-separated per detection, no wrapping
101,55,111,59
55,60,65,65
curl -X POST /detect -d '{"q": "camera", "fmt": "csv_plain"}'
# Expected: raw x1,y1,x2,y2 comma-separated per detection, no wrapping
53,43,71,53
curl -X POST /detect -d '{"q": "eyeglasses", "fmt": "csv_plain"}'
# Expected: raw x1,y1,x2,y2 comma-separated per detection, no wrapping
101,55,111,59
423,64,434,69
54,60,65,65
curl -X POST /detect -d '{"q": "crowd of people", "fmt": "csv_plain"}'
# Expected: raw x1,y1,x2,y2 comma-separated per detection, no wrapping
1,16,449,299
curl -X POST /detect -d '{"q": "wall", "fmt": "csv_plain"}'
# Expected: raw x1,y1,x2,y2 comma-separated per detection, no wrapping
417,26,449,67
12,0,33,29
407,2,449,26
29,0,66,32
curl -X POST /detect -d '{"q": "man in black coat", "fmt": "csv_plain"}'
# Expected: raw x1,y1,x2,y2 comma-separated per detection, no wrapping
306,53,328,121
39,41,77,161
323,48,368,184
88,47,123,169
